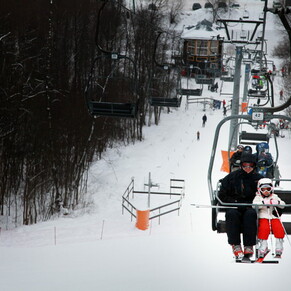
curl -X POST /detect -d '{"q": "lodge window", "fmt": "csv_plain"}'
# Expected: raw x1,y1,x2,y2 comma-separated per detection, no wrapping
187,40,195,56
210,40,218,55
197,40,208,56
185,39,221,63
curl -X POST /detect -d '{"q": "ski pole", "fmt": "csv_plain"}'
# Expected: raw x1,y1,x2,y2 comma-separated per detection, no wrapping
267,207,274,255
191,204,238,209
274,207,291,247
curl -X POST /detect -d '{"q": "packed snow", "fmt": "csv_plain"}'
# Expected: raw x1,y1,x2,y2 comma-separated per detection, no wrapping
1,1,291,290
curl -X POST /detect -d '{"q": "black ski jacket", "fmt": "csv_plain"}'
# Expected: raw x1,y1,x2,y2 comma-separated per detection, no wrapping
218,169,263,204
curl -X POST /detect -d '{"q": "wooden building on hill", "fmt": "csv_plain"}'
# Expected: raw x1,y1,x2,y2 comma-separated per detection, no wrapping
181,19,224,77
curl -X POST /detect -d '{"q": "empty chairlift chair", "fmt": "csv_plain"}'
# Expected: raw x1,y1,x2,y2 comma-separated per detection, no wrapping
239,131,269,145
85,53,139,118
176,66,203,96
149,66,182,108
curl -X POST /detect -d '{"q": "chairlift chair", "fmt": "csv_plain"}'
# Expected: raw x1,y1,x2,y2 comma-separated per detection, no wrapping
176,88,203,96
221,66,229,76
177,66,203,96
239,131,269,145
248,73,268,98
207,105,291,234
85,54,139,118
149,66,182,108
221,75,234,82
149,97,182,107
149,32,182,107
220,65,234,81
85,0,139,118
243,10,250,19
248,89,268,98
240,30,248,39
195,74,215,85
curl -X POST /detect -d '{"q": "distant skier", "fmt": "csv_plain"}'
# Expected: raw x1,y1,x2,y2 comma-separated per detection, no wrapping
196,130,200,140
279,89,283,100
273,64,276,73
214,82,218,92
202,114,207,127
281,66,286,77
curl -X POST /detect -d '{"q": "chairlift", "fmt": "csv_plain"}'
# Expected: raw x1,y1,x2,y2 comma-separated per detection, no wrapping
220,64,234,81
221,75,234,82
149,97,182,107
248,73,268,98
248,89,267,98
221,65,229,76
240,29,248,39
239,131,269,145
149,66,182,108
177,88,203,96
85,53,139,118
243,10,250,19
84,0,139,118
195,74,215,85
207,100,291,234
177,65,203,96
148,32,182,108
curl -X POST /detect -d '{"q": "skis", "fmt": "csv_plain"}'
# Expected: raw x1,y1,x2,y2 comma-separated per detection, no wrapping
235,250,279,264
255,250,270,263
235,254,252,263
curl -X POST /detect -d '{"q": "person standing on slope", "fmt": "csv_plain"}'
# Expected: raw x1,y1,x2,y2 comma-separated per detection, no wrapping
202,114,207,127
218,154,263,258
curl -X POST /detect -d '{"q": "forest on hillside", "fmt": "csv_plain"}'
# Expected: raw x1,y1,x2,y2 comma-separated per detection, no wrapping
1,0,291,227
0,0,182,225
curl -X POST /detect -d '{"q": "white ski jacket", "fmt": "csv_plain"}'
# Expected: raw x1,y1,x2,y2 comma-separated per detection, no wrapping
252,193,285,219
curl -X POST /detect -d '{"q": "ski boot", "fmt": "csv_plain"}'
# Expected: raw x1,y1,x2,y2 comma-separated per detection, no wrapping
275,238,283,258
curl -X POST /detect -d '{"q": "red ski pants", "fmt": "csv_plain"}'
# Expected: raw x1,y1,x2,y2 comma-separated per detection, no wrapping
257,218,285,240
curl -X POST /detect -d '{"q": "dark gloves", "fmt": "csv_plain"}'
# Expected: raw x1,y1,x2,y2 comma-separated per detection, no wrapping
237,206,247,212
272,207,283,217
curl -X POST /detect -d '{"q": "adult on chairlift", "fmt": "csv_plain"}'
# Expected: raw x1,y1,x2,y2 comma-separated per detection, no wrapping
230,145,253,172
229,145,244,172
251,75,260,88
218,154,263,259
251,75,264,90
255,142,274,178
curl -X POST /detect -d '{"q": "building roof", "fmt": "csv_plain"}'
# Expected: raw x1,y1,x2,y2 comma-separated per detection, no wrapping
181,19,224,40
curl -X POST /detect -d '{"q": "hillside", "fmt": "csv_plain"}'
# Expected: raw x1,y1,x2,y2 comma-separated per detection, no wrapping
1,1,291,291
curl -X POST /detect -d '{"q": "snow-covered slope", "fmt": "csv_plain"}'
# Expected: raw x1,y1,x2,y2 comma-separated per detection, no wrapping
1,1,291,290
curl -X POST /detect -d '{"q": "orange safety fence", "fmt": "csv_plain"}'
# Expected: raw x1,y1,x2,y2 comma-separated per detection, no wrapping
220,150,235,173
136,209,150,230
241,102,248,113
